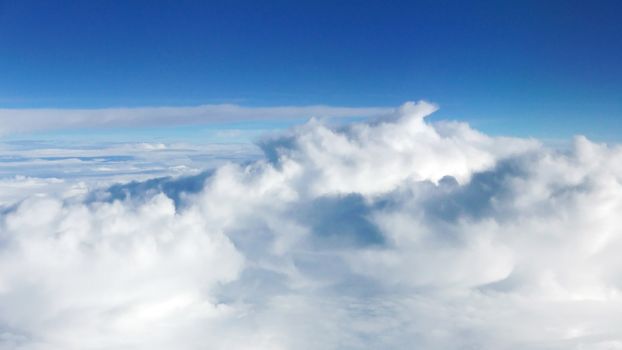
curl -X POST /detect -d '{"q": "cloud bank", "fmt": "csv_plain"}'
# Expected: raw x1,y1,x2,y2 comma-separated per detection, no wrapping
0,140,262,206
2,101,622,349
0,104,392,135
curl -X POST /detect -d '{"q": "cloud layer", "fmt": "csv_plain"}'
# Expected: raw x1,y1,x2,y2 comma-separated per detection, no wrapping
0,104,391,135
1,101,622,349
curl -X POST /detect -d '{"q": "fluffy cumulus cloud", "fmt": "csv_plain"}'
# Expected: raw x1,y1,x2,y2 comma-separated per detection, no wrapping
2,101,622,349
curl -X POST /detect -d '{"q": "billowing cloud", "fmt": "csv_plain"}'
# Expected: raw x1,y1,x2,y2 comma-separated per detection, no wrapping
1,101,622,349
0,104,392,135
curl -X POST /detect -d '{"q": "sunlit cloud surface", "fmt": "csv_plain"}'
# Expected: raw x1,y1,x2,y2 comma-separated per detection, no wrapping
1,102,622,349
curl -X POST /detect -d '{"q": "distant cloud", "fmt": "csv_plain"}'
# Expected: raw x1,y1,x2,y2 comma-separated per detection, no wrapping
0,141,263,208
2,101,622,349
0,104,392,135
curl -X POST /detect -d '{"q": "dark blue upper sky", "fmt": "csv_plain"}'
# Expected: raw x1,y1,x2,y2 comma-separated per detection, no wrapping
1,0,621,140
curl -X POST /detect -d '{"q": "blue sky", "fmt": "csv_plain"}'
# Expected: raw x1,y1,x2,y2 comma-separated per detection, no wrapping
1,0,621,140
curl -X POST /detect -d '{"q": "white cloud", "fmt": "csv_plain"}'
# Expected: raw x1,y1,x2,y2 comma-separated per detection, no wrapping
1,101,622,349
0,104,392,135
0,141,262,203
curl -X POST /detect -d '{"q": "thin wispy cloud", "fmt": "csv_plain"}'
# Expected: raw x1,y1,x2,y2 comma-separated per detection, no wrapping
0,104,392,135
